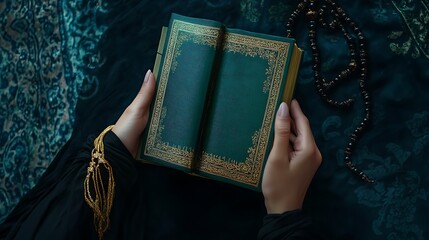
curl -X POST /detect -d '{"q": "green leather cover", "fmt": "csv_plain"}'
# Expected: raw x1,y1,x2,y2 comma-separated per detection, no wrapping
138,13,300,191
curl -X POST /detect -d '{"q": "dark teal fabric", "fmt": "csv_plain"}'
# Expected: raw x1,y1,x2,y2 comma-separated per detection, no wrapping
1,0,428,239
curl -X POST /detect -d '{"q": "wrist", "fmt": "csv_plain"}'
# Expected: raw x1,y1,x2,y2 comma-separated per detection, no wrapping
264,197,303,214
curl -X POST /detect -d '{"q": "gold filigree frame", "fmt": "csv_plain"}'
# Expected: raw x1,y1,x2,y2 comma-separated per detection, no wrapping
145,19,290,187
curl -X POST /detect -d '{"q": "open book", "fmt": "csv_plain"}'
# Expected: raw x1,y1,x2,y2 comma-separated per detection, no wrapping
137,14,302,191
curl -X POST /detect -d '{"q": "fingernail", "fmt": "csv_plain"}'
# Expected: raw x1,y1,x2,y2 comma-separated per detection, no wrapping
144,69,152,83
292,99,299,106
277,102,288,118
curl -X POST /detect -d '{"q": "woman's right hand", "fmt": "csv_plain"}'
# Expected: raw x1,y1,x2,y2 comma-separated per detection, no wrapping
262,100,322,214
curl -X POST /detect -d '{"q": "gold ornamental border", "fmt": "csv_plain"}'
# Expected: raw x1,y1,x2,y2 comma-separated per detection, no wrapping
145,20,220,169
145,19,290,187
199,32,290,186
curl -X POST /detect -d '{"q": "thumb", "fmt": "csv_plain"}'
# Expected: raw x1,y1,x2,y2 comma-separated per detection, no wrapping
272,102,291,158
129,69,156,116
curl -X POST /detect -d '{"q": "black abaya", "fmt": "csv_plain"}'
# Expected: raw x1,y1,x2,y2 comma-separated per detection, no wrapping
0,132,322,239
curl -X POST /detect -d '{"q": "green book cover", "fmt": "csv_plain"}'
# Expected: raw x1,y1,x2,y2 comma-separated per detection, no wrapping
137,13,302,191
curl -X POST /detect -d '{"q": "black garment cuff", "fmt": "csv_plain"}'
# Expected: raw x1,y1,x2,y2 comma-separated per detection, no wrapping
258,210,323,240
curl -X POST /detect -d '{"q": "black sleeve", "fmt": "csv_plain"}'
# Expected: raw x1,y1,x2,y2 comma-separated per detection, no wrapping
258,210,324,240
0,131,138,240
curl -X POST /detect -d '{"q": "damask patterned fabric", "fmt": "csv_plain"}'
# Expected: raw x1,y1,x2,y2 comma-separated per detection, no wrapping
0,0,106,218
0,0,428,239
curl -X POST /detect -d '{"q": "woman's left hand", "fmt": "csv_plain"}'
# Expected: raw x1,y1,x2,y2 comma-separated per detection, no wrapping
112,69,156,158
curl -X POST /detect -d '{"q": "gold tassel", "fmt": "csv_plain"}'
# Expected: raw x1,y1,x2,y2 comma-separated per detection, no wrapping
84,125,116,240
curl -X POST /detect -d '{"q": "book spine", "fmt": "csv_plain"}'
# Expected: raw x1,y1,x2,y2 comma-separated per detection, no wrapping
191,25,226,171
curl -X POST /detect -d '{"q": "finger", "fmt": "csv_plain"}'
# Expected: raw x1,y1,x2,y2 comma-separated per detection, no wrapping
130,69,156,114
288,142,293,157
291,119,297,135
290,99,312,140
289,132,297,143
271,102,292,159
